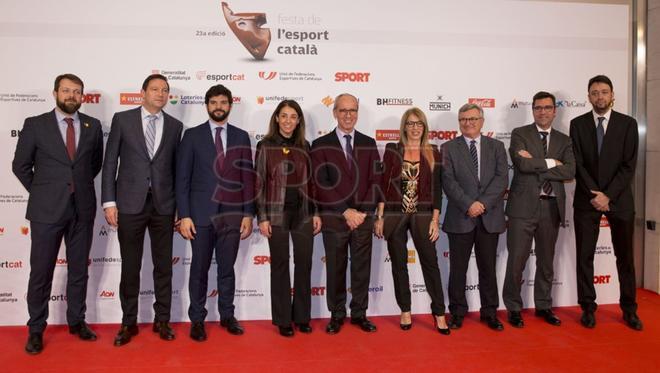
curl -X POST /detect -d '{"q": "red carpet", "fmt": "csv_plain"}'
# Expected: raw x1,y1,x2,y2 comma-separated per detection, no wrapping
1,289,659,372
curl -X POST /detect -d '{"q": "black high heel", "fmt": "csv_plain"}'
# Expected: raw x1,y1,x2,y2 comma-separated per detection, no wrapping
434,315,451,335
400,312,412,330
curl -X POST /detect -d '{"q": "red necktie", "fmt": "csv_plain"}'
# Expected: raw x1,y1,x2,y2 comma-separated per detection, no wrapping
64,117,76,160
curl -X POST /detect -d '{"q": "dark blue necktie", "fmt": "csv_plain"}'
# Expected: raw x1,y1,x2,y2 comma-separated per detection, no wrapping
596,117,605,154
344,134,353,171
215,127,225,172
469,139,478,176
540,131,553,195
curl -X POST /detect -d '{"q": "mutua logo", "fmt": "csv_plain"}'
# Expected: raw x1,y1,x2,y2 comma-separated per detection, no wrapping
594,275,611,284
254,255,271,265
335,72,371,82
120,93,142,105
82,93,101,104
99,290,116,298
469,98,496,108
259,71,277,80
375,129,400,141
0,260,23,269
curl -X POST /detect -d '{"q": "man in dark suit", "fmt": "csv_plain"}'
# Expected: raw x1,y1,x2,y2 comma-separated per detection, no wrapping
441,103,508,331
102,74,183,345
177,84,254,341
503,91,575,328
570,75,642,330
13,74,103,354
311,93,381,334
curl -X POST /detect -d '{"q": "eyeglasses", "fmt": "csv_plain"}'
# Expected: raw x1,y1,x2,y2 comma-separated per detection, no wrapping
337,108,358,115
405,120,425,128
532,105,555,112
458,117,482,124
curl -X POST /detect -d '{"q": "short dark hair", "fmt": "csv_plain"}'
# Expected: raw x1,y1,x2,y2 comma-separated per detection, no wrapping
142,74,170,91
205,84,233,105
532,91,556,107
54,73,84,93
588,75,613,92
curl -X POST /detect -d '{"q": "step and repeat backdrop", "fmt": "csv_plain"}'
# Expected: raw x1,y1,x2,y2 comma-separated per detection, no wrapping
0,0,631,325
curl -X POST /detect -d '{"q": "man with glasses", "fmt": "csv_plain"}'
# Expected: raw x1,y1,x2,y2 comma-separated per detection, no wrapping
503,91,575,328
311,93,381,334
441,103,508,331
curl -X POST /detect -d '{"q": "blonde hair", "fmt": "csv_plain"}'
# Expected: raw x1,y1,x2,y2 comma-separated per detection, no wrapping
399,107,435,170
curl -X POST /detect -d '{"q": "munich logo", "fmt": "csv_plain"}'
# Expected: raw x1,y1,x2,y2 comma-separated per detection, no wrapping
258,71,277,80
469,98,496,108
222,2,271,60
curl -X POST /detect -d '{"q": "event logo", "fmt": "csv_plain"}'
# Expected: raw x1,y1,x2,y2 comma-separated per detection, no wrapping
556,99,587,108
429,95,451,111
0,260,22,269
208,289,219,297
82,93,101,104
0,292,18,304
201,72,246,81
510,98,532,109
311,286,326,296
595,246,612,255
412,284,426,293
594,275,611,284
222,2,271,60
152,69,191,81
90,257,121,265
99,290,116,299
259,71,277,80
98,225,117,237
376,97,413,106
468,98,496,108
0,227,4,236
407,249,416,264
428,131,458,141
257,95,304,105
172,257,181,265
375,129,400,142
0,92,46,103
169,95,179,105
442,251,449,258
465,284,480,291
50,293,67,302
599,216,610,227
253,255,271,265
120,93,143,105
0,194,27,204
335,72,371,83
321,96,334,107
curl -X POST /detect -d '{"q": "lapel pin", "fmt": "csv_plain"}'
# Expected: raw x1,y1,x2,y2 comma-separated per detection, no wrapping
282,147,290,155
84,122,90,128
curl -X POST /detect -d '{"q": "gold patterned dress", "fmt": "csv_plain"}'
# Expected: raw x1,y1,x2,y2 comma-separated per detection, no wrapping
401,160,420,213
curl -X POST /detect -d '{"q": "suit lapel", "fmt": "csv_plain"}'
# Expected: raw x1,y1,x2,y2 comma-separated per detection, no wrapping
329,130,352,177
600,111,619,156
46,110,72,164
73,114,92,163
132,108,150,159
152,113,171,160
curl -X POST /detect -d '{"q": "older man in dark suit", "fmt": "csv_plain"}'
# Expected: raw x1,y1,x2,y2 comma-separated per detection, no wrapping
441,103,508,331
503,91,575,328
102,74,183,346
13,73,104,354
570,75,642,331
311,93,381,334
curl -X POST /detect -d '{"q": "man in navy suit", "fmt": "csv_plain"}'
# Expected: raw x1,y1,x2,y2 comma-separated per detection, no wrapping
177,84,255,341
102,74,183,346
13,74,103,354
311,93,381,334
570,75,642,330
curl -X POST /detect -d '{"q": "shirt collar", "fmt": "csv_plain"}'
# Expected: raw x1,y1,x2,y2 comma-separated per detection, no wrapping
592,109,611,124
535,124,552,134
54,108,79,124
336,127,355,139
463,134,481,145
209,118,227,130
141,106,162,120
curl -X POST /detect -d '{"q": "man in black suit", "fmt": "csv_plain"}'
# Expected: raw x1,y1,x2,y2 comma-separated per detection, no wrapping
503,91,575,328
13,74,103,354
102,74,183,345
311,93,381,334
570,75,642,330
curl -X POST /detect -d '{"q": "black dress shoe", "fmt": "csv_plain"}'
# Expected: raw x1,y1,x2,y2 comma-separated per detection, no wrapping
278,326,294,337
25,333,43,355
480,315,504,331
448,314,464,329
153,321,175,341
325,317,344,335
507,311,524,328
580,311,596,329
350,316,377,332
220,317,244,335
114,324,139,347
295,323,312,333
623,313,643,331
190,321,207,341
69,322,97,341
535,309,561,326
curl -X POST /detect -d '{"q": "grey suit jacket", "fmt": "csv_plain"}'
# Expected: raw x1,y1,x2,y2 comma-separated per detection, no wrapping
441,135,508,234
101,107,183,215
506,124,575,224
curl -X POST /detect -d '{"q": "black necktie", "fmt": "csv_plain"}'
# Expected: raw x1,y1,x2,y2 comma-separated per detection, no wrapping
344,134,353,171
469,139,478,177
596,117,605,154
540,131,553,195
215,127,225,172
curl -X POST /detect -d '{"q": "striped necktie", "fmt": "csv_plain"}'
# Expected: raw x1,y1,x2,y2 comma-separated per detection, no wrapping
469,139,478,177
145,114,157,158
540,131,553,195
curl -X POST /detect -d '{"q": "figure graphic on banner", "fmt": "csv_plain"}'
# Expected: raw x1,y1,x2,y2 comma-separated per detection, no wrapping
176,84,255,341
374,107,450,335
102,74,183,346
222,2,271,60
13,73,104,354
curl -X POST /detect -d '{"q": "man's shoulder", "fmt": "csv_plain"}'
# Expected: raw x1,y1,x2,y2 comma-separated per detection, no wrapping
78,112,101,127
354,129,376,145
312,131,336,147
25,110,55,124
162,110,183,128
611,110,636,125
570,111,592,125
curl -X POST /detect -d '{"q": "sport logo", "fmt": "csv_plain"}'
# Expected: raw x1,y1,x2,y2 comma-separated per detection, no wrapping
222,2,271,60
258,71,277,80
469,98,496,108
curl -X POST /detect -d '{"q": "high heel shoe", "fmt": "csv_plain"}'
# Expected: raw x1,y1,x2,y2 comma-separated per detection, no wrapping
434,315,450,335
400,312,412,330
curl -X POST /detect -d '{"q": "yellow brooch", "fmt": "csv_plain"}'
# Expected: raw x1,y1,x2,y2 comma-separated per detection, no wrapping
282,147,290,155
83,122,90,128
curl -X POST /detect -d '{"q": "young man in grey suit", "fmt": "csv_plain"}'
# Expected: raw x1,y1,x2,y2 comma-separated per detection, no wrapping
102,74,183,346
503,91,575,328
441,103,508,331
13,73,103,354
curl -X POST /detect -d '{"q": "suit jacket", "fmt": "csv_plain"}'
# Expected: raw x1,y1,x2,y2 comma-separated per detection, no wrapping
569,110,638,212
101,107,182,215
311,129,381,231
506,124,575,224
12,109,103,224
176,121,255,227
441,135,508,234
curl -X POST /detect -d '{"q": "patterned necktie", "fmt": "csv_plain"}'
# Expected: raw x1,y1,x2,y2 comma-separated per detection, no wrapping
215,126,225,172
596,116,605,154
469,139,478,176
145,114,157,158
344,134,353,171
63,117,76,161
540,131,553,195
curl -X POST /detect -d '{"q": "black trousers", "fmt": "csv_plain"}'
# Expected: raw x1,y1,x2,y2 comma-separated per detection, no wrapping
27,197,93,333
385,213,445,315
447,217,500,318
322,217,373,319
503,198,560,312
268,209,313,326
118,193,173,325
574,208,637,314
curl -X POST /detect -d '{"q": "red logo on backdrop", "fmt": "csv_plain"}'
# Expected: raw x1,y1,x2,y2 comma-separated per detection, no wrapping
375,130,400,141
120,93,143,105
594,275,611,284
258,71,277,80
99,290,115,298
311,286,326,296
196,71,206,80
321,96,334,107
172,257,180,265
81,93,101,104
152,69,160,74
443,251,450,258
599,216,610,227
334,72,371,82
428,130,458,141
256,96,265,105
0,260,23,269
0,227,4,236
253,255,271,265
20,226,29,235
468,98,496,108
208,289,219,297
233,96,241,104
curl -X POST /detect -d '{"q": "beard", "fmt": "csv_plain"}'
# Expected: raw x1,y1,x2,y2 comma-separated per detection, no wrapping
56,98,81,114
208,109,230,122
